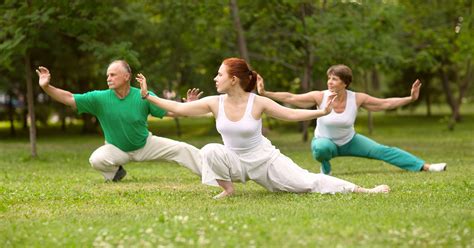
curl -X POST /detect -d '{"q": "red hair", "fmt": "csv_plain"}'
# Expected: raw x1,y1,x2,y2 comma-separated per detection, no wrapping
222,58,257,92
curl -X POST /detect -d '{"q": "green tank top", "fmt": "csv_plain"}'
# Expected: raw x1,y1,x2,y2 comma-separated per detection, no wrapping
74,87,167,151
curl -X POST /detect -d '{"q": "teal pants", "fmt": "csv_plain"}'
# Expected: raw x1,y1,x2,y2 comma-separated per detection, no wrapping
311,134,425,174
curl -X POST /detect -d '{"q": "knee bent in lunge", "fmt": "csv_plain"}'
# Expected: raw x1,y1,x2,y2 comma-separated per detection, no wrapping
312,146,332,161
201,144,225,158
201,144,231,174
88,153,113,169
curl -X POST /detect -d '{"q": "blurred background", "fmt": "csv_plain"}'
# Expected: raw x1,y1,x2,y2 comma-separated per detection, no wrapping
0,0,472,156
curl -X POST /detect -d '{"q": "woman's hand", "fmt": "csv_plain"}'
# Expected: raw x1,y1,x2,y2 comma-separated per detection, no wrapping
136,73,148,98
323,93,337,114
410,79,421,102
183,88,203,102
256,74,266,95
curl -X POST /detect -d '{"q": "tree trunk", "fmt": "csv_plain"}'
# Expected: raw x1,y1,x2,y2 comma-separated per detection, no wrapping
81,115,98,134
229,0,249,62
57,76,67,131
300,3,314,142
455,59,472,116
448,59,472,129
301,58,313,142
22,102,28,130
439,68,457,108
369,68,381,133
440,67,459,131
425,79,432,117
25,53,37,157
438,60,472,130
365,72,373,134
371,68,380,92
7,91,16,136
174,118,182,137
60,105,67,131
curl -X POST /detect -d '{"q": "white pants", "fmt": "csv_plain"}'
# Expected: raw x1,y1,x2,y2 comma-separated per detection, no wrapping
201,137,356,194
89,133,202,180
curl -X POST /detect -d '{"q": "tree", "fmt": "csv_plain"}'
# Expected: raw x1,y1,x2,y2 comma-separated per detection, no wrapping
236,0,404,138
0,1,59,157
230,0,250,62
396,0,473,130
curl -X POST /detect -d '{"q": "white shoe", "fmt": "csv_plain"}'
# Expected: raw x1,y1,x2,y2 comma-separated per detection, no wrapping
429,163,447,172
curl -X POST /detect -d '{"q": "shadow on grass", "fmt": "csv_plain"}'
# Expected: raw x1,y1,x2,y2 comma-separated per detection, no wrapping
112,177,202,185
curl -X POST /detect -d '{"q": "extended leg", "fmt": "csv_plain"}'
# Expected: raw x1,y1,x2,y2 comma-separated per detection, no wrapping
267,152,358,194
134,135,202,176
339,134,424,171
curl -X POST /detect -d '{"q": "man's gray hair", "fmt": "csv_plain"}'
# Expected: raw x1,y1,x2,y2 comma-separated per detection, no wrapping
110,60,132,81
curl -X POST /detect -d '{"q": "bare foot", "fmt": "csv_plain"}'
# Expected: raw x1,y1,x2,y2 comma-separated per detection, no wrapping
367,185,390,194
214,179,234,199
213,190,234,199
355,185,390,194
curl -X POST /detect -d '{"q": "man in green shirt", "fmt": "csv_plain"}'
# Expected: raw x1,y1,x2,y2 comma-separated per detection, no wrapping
36,60,202,181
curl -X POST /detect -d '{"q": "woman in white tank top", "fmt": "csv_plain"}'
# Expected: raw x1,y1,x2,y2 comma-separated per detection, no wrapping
138,58,390,198
258,64,446,175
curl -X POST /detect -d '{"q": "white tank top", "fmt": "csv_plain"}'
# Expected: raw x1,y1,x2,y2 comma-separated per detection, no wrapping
314,90,357,146
216,93,262,151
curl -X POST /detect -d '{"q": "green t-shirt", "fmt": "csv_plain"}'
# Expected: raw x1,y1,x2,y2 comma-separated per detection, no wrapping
74,87,167,152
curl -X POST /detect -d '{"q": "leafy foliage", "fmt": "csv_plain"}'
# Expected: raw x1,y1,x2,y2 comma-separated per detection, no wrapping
0,0,472,129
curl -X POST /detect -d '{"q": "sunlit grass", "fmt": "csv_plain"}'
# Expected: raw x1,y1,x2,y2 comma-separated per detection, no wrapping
0,114,473,247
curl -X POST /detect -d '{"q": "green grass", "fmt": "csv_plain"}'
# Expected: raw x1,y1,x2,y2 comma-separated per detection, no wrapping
0,114,473,247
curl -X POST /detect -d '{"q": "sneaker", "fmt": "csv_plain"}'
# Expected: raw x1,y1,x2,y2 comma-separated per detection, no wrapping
428,163,447,172
112,166,127,182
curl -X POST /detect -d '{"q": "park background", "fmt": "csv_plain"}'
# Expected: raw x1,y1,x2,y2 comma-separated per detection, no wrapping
1,0,473,247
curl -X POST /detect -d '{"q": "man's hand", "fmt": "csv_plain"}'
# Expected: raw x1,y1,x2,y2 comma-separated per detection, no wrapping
183,88,203,102
36,66,51,88
410,79,421,102
136,73,148,98
256,74,266,95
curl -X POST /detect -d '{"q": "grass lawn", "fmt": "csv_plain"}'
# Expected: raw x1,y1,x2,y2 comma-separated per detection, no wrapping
0,113,473,247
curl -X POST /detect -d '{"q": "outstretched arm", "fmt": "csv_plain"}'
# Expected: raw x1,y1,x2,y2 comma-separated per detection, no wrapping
36,66,76,108
359,79,421,111
136,73,213,116
257,74,322,108
259,94,335,122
